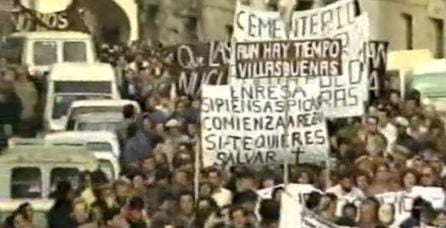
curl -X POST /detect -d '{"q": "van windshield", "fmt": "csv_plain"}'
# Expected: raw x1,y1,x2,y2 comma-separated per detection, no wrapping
52,94,112,119
63,41,87,62
33,41,57,66
55,81,112,94
411,73,446,97
0,37,24,65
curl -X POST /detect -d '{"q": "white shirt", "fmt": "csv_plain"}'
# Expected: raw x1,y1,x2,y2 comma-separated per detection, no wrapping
326,184,366,216
378,123,397,153
212,187,232,208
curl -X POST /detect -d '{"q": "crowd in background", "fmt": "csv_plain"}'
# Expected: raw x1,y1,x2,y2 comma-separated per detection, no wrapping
1,41,446,227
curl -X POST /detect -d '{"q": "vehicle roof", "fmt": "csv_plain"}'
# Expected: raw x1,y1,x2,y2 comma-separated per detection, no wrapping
48,63,115,81
412,59,446,75
0,199,54,211
10,31,91,40
70,99,140,109
0,144,97,169
45,131,118,142
76,112,123,122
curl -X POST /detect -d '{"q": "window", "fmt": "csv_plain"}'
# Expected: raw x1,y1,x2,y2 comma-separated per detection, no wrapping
63,42,87,62
50,168,82,194
402,13,413,50
11,167,42,198
77,121,120,132
33,41,57,65
0,37,24,64
54,81,112,94
52,94,112,119
431,18,444,58
86,142,113,152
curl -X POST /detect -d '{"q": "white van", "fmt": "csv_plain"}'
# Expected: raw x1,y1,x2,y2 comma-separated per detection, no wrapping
0,31,96,75
44,63,120,131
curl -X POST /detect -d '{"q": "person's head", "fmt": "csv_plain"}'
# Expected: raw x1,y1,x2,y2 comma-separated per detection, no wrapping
207,168,223,188
420,165,436,187
158,193,176,212
140,155,156,172
197,197,218,211
339,172,355,193
199,181,214,198
359,197,380,223
259,199,280,225
377,109,391,127
178,191,194,215
53,180,74,200
366,134,387,156
261,176,276,189
114,179,131,199
436,209,446,227
429,118,444,136
355,171,370,192
155,167,171,187
373,163,390,182
165,119,181,135
131,172,147,190
424,105,437,120
401,169,418,190
71,198,90,224
366,116,379,133
319,193,337,217
175,101,187,114
233,190,258,213
172,169,190,186
378,203,395,225
296,169,313,184
389,90,401,105
230,206,249,228
305,191,321,210
12,212,31,228
123,104,136,119
236,169,256,192
342,203,357,221
128,196,145,222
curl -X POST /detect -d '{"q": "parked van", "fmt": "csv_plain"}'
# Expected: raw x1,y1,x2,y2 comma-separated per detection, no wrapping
44,131,121,180
44,63,120,131
407,59,446,108
0,140,97,227
0,31,96,75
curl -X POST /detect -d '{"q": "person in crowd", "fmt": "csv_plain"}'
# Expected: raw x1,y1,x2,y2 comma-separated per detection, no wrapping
378,203,395,227
357,197,380,228
377,109,397,154
368,163,395,194
317,193,338,222
326,171,366,200
47,181,75,228
3,203,33,228
336,203,357,226
177,191,195,227
117,104,137,144
207,168,233,208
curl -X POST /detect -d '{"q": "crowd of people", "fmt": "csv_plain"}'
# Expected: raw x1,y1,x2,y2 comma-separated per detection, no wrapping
1,41,446,228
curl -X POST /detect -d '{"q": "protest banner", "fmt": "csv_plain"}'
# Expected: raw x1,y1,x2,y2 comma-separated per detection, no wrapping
200,84,329,167
366,41,389,101
231,0,370,118
13,0,88,32
235,39,343,79
175,41,230,98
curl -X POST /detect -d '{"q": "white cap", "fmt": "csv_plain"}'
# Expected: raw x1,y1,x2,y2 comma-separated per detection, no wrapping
165,119,181,128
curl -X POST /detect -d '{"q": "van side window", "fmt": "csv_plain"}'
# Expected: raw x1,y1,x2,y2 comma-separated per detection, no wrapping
50,168,82,195
33,41,57,65
63,42,87,62
11,167,42,199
